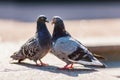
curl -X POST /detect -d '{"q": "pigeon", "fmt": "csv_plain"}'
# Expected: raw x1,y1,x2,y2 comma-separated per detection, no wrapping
51,16,106,69
11,15,52,66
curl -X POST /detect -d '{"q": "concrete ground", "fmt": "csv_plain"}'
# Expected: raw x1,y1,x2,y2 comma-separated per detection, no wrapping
0,42,120,80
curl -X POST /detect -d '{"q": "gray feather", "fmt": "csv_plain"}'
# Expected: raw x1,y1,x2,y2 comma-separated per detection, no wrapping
51,16,105,67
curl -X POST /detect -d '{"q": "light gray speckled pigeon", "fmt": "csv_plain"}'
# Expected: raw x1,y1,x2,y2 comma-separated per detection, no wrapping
51,16,106,69
11,15,52,66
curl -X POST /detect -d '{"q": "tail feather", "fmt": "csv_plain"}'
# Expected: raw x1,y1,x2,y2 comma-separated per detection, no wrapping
68,58,105,68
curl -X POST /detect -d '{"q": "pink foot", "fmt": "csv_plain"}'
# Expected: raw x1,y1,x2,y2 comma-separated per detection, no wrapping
36,60,49,66
41,63,49,66
58,64,73,70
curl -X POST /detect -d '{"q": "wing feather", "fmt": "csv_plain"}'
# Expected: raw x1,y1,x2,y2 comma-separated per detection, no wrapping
53,36,79,55
21,37,41,57
52,36,96,63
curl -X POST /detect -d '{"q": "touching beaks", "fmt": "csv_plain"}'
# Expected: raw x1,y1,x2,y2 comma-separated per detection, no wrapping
51,18,56,25
51,21,54,25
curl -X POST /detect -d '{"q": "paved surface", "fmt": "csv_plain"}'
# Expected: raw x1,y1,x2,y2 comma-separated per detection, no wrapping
0,42,120,80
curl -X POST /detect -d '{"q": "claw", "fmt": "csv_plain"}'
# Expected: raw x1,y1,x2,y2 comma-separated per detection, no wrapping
41,63,49,66
58,64,73,70
36,59,49,66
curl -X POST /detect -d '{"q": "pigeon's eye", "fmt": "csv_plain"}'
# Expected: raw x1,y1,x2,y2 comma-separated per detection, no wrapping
53,18,56,22
40,17,44,20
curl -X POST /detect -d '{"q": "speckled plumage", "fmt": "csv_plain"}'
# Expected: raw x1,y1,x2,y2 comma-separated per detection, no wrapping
11,15,52,65
51,16,106,69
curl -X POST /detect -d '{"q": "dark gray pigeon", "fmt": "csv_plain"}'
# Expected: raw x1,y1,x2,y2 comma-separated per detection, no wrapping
11,15,52,66
51,16,106,69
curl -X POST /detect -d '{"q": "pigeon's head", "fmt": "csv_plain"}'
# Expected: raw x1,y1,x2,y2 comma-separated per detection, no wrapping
51,16,63,25
37,15,49,23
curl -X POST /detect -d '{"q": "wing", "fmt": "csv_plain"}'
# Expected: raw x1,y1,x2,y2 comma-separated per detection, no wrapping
53,36,85,54
68,38,105,67
20,37,41,58
52,36,104,67
53,36,96,62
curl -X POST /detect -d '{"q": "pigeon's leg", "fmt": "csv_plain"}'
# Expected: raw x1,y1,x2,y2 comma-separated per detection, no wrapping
35,60,39,66
39,59,48,66
35,60,43,66
58,63,74,70
18,59,25,63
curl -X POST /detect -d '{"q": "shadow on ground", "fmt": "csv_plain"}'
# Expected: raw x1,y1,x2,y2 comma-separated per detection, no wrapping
11,62,97,77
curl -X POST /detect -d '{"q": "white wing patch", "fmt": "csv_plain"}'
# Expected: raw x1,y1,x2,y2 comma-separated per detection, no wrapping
53,36,80,55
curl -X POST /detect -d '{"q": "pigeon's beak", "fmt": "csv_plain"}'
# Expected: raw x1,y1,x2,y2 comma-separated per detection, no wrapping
51,19,55,25
51,21,54,25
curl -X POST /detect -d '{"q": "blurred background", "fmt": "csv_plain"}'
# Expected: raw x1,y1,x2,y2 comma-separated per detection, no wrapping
0,0,120,21
0,0,120,43
0,0,120,61
0,1,120,80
